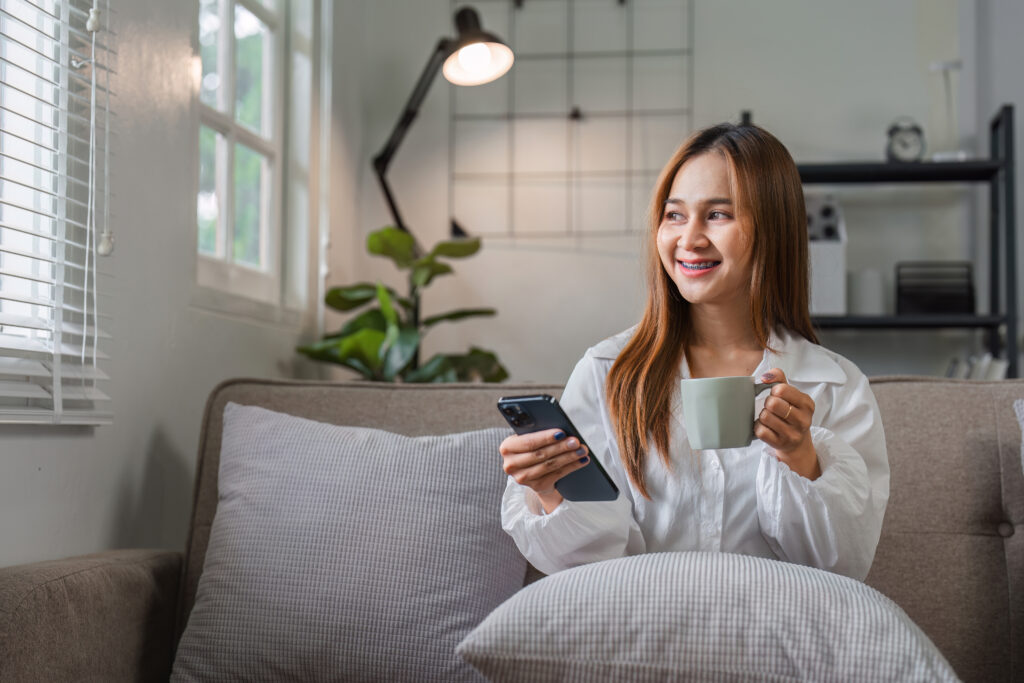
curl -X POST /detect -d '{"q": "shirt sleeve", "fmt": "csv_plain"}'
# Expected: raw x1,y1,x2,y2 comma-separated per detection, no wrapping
755,365,890,580
500,351,645,575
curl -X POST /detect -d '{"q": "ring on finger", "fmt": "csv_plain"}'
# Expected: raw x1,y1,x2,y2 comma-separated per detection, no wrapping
784,404,793,420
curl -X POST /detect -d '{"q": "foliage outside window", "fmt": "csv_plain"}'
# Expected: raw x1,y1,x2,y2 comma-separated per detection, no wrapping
196,0,284,305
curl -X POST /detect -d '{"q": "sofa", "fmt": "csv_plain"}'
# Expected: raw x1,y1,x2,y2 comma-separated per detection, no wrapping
1,376,1022,682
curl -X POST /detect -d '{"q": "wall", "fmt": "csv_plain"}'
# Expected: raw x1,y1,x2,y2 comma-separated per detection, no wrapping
0,0,358,568
345,0,1018,383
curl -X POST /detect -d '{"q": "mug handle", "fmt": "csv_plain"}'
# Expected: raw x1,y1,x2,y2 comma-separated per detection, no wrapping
754,381,780,394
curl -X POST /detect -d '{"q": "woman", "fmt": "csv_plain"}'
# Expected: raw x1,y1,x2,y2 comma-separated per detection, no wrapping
500,123,889,581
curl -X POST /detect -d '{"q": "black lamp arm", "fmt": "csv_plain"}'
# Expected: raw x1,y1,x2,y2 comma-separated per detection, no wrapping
372,37,455,239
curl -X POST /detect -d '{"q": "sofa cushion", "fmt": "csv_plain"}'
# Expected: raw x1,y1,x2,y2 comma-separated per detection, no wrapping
1015,398,1024,474
171,403,522,682
457,552,959,682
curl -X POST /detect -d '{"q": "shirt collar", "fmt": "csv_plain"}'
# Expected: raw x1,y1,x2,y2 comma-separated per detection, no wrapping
763,327,847,385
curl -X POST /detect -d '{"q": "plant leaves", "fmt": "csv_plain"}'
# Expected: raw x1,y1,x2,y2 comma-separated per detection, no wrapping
325,283,379,312
367,226,417,269
297,328,386,379
429,236,481,259
381,326,420,381
411,258,454,288
376,283,399,330
448,347,509,383
402,353,457,383
326,308,387,339
421,308,496,327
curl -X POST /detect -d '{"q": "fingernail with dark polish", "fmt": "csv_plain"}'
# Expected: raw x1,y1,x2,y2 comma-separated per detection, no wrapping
579,456,589,464
554,431,566,441
576,448,585,455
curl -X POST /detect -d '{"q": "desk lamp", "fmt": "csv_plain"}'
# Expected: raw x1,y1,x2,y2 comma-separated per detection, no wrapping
372,7,514,247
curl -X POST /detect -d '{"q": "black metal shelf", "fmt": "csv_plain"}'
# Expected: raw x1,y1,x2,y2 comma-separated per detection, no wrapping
798,160,1003,184
813,314,1005,330
805,105,1017,378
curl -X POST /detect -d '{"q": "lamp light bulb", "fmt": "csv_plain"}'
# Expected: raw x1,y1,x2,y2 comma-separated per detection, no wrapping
457,42,491,74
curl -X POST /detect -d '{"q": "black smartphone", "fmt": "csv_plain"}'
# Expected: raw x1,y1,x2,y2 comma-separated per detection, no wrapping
497,394,619,502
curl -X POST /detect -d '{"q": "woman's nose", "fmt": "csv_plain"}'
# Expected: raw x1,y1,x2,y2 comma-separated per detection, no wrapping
677,219,708,250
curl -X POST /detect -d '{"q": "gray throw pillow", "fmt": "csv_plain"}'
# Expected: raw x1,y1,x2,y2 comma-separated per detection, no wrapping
457,552,960,682
171,403,522,682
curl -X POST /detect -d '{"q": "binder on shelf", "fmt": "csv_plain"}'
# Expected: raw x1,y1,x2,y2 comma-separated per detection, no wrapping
895,261,975,315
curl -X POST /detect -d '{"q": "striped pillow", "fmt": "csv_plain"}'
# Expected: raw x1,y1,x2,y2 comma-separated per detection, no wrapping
457,552,959,682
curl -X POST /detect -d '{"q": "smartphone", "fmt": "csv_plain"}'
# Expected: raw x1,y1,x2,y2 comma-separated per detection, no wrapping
497,394,619,502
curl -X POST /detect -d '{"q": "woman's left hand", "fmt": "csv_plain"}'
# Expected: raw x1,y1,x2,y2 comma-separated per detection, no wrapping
754,368,821,480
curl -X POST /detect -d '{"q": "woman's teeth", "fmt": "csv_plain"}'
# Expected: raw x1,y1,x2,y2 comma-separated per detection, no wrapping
680,261,721,270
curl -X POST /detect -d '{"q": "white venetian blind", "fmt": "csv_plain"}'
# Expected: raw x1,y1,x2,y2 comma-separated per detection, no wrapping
0,0,114,424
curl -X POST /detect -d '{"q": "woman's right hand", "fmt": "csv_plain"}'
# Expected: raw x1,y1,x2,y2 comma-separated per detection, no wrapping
499,429,590,513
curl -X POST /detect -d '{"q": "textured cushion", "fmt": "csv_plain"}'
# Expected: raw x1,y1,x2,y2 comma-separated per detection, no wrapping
457,552,959,682
171,403,523,682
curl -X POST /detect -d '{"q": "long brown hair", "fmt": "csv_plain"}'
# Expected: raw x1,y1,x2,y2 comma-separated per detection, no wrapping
605,123,817,499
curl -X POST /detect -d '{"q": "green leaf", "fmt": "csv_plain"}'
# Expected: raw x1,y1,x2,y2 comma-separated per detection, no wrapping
428,236,481,259
402,353,458,383
327,308,387,338
421,308,496,328
376,283,399,330
411,258,454,288
367,226,418,269
297,328,386,379
448,347,509,383
325,283,379,312
381,326,420,380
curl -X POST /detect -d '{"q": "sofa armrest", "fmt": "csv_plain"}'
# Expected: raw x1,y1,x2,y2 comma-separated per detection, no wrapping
0,548,182,682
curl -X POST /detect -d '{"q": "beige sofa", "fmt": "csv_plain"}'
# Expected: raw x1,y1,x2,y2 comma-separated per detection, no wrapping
1,376,1022,682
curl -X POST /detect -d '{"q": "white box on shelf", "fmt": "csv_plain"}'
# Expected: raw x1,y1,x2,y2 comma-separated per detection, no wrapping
806,193,847,315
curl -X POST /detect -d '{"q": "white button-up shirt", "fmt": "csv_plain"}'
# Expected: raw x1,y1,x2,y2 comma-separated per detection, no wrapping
501,327,890,580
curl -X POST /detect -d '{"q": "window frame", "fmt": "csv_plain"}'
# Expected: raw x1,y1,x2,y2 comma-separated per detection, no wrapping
194,0,287,310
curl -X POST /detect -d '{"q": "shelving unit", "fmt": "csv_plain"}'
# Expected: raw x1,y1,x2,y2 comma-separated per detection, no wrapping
806,105,1017,378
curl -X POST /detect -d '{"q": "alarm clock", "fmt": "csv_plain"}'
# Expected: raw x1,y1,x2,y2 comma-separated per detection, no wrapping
886,117,925,162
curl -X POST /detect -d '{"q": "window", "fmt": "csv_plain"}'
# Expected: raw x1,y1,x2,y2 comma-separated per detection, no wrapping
0,0,113,424
196,0,315,310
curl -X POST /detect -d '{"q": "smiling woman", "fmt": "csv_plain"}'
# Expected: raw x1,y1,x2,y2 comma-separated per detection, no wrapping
499,122,889,582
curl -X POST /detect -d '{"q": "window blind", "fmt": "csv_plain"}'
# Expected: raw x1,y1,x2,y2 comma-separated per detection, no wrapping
0,0,114,424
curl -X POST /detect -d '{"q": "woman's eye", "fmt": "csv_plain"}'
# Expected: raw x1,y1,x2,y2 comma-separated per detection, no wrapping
664,211,684,221
708,210,730,220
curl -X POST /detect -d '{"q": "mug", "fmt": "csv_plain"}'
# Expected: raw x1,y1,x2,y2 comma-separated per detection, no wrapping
679,376,778,450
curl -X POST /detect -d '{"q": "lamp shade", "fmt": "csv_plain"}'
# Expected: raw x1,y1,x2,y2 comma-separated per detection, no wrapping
442,7,514,86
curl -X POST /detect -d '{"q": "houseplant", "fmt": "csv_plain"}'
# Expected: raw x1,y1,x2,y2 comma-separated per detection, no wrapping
298,226,508,383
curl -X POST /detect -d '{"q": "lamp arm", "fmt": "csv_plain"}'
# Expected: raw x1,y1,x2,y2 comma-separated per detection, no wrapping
372,37,454,239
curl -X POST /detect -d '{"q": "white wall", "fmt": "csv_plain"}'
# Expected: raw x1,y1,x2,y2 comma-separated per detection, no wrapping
344,0,1018,383
0,0,355,568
